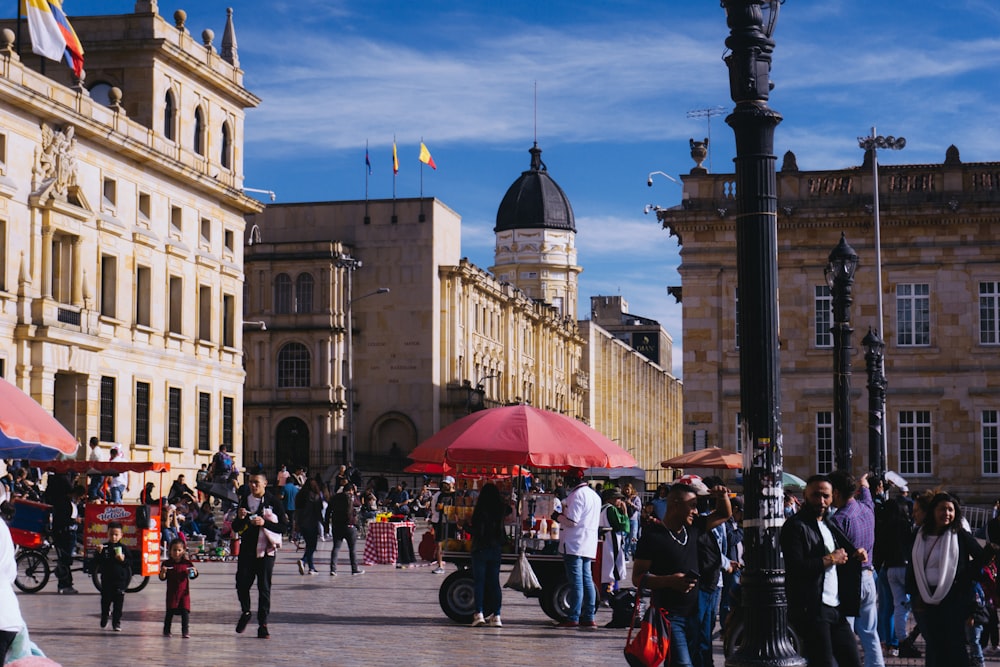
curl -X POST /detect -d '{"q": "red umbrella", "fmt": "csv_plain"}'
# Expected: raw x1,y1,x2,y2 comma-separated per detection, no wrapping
0,377,78,460
403,460,529,478
660,447,743,470
408,405,636,470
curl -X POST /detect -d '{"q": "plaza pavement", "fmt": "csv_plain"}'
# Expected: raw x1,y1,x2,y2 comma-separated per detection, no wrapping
12,537,993,666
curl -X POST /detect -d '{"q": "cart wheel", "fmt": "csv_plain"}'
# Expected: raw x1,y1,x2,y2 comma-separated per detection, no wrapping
538,579,573,622
439,570,476,624
14,549,50,593
91,569,151,594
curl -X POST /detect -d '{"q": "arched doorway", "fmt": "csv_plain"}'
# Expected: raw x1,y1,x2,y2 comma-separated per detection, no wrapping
370,412,418,471
275,417,310,473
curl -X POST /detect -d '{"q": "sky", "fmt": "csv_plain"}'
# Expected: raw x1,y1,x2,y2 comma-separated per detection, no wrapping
47,1,1000,376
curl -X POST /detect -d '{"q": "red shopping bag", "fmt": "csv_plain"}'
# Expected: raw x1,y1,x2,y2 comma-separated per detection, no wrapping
624,583,670,667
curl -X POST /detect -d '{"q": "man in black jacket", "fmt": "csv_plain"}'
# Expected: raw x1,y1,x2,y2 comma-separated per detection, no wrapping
232,470,287,639
780,474,863,667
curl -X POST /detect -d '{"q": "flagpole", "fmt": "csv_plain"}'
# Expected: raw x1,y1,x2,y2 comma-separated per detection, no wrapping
16,0,22,56
364,139,369,223
391,134,397,224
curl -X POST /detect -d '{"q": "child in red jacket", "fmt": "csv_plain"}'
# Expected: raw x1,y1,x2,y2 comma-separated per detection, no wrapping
159,538,198,637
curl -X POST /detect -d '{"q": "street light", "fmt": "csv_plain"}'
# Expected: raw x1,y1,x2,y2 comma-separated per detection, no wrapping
720,2,803,666
825,233,859,473
336,251,389,466
647,171,680,187
862,327,887,481
468,372,500,413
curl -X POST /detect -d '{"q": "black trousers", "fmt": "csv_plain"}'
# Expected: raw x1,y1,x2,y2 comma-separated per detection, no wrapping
100,587,125,626
53,529,76,589
791,604,862,667
163,608,190,635
235,555,275,625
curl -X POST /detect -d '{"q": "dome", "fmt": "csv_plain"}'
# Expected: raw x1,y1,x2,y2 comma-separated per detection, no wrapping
495,143,575,233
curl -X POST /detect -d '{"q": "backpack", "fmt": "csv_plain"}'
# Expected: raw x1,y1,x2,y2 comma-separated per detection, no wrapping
213,451,233,477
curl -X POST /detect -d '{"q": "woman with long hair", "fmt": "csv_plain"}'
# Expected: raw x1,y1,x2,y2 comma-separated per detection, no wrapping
295,478,324,575
470,482,508,627
907,492,996,666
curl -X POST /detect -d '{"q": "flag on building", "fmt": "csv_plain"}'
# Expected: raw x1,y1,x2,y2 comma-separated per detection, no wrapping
365,146,372,175
392,141,399,175
24,0,66,62
419,142,437,170
49,0,85,78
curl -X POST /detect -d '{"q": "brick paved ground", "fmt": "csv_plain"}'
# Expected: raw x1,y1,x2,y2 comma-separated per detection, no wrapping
12,538,1000,666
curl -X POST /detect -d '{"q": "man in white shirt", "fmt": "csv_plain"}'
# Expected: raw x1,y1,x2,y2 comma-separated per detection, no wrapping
553,468,601,629
108,447,129,503
86,437,107,500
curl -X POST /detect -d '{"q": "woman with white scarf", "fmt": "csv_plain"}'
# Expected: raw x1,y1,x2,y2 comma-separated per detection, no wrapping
907,492,997,666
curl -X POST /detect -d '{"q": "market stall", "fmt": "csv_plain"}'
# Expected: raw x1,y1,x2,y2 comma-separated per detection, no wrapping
406,404,637,624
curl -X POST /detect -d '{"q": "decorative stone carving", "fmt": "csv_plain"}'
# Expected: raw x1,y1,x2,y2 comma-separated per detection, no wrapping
32,123,79,202
690,138,709,173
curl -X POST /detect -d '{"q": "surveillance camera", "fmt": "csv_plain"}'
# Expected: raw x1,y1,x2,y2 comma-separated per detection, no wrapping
647,178,653,187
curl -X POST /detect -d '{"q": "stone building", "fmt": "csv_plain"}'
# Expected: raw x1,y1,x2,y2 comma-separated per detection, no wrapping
657,145,1000,500
0,4,261,478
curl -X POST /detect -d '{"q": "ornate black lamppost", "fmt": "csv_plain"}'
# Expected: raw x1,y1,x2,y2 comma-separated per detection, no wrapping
720,2,803,666
825,233,858,473
862,327,887,480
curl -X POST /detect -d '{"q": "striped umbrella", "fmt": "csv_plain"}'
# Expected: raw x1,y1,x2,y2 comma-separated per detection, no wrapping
0,377,78,460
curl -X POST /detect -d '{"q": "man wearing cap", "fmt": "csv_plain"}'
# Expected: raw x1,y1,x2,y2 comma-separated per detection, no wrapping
552,468,602,629
430,476,457,575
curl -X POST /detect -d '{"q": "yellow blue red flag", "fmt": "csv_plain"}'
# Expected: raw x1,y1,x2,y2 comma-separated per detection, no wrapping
48,0,85,77
23,0,65,62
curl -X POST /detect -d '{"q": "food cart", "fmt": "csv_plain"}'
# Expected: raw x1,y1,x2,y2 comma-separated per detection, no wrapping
22,459,171,593
406,405,637,625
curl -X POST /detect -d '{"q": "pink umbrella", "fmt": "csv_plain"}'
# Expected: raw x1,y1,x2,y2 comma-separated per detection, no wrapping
0,377,78,460
407,405,636,470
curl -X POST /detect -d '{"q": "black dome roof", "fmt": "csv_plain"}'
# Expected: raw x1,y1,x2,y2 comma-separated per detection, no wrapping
495,143,575,233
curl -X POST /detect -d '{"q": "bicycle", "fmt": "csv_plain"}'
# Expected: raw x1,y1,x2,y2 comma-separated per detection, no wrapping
14,536,149,594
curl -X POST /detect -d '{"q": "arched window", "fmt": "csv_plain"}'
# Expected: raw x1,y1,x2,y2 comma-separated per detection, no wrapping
164,90,176,141
295,273,314,314
220,121,232,169
273,273,292,313
193,106,205,156
277,343,310,388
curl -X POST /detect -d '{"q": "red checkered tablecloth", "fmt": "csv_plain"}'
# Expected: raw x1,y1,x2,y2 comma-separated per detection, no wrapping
363,521,415,565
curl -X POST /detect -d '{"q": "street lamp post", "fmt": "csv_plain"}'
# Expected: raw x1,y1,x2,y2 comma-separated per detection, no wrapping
468,372,500,413
825,233,858,473
862,327,887,480
720,2,803,666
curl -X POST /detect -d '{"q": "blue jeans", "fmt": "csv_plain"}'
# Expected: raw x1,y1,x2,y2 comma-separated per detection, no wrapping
562,554,596,623
847,571,885,667
968,622,985,665
109,485,124,503
876,567,894,647
885,565,910,645
472,545,502,616
697,586,721,664
668,613,700,667
720,569,741,633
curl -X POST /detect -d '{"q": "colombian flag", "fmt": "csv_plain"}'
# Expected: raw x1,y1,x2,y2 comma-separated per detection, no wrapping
48,0,85,78
392,141,399,175
419,142,437,170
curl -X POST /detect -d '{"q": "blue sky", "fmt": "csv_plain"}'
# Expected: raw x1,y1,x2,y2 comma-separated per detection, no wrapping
53,1,1000,376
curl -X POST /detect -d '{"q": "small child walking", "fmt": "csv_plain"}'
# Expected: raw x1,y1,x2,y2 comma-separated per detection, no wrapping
159,537,198,637
95,521,132,632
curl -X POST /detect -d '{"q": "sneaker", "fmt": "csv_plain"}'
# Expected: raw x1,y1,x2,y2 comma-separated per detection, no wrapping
59,586,79,595
487,614,502,627
163,632,171,637
470,612,486,627
555,621,579,629
100,616,109,629
182,634,190,639
352,569,365,576
235,611,252,634
330,571,338,577
308,570,318,575
888,647,899,657
432,567,446,575
579,620,599,631
113,625,122,632
297,560,306,575
257,625,270,639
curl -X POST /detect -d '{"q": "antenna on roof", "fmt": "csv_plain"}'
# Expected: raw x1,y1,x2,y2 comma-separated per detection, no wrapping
686,106,726,172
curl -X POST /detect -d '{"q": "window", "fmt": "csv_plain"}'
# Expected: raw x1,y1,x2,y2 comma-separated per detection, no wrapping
984,411,999,475
277,343,311,388
980,282,1000,345
102,177,116,211
816,411,833,474
0,358,4,378
135,265,151,327
220,121,232,169
734,288,740,349
164,90,176,141
51,233,76,304
0,220,6,292
200,217,211,246
100,255,117,318
815,285,832,347
168,276,182,334
224,229,234,253
899,410,932,475
138,192,151,224
198,285,212,341
100,376,115,442
734,413,743,454
896,283,930,346
198,392,210,451
274,273,292,314
693,429,707,450
0,133,7,174
135,381,150,447
222,396,234,451
193,106,205,156
170,205,183,236
223,293,235,347
295,273,314,313
167,387,181,449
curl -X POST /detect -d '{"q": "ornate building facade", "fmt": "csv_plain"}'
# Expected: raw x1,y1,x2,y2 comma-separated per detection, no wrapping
658,145,1000,500
0,4,261,477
